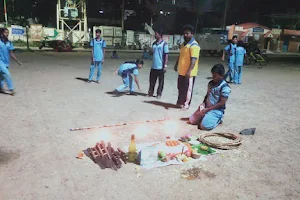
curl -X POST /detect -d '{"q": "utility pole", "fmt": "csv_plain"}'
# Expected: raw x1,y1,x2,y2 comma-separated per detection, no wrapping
26,26,30,51
223,0,229,29
195,0,202,34
12,0,14,13
121,0,125,31
4,0,8,26
121,0,125,46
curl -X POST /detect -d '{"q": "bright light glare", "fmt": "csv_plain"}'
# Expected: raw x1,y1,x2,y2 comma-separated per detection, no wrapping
99,10,104,14
87,129,113,145
162,121,178,138
159,10,163,14
133,124,152,139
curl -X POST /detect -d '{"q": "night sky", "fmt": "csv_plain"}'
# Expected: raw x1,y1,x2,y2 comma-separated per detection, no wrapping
1,0,299,33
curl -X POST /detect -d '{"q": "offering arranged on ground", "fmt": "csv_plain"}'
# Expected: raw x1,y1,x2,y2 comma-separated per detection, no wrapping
81,133,241,170
84,141,127,171
136,134,220,169
165,140,180,147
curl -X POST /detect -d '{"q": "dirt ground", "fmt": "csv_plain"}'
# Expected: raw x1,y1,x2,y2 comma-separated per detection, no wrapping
0,51,300,200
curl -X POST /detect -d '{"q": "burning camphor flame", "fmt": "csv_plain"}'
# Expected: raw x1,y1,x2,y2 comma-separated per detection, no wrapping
87,129,113,145
133,124,153,139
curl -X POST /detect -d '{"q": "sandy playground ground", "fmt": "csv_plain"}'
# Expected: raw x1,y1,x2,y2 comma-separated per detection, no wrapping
0,51,300,200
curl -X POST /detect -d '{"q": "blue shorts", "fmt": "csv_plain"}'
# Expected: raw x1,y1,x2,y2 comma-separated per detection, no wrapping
200,110,223,130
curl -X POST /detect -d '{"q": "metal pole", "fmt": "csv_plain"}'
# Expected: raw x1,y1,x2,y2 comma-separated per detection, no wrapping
12,0,14,13
26,26,30,51
195,17,199,34
121,0,125,31
56,3,59,30
121,0,125,47
4,0,8,26
195,1,201,34
83,0,88,42
223,0,229,29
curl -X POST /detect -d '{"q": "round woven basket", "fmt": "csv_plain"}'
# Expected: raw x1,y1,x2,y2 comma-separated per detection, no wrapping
199,132,242,150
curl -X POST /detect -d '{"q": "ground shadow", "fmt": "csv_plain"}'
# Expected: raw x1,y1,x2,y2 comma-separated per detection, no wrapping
0,149,20,165
143,100,179,110
105,91,125,97
180,117,189,121
75,77,89,82
180,117,191,125
0,91,12,96
129,92,148,97
106,91,148,97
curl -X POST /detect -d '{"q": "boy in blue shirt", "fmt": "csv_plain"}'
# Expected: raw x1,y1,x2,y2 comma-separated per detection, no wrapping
148,30,169,99
142,48,151,60
87,29,106,83
189,64,231,130
0,28,22,95
113,59,144,94
234,40,246,84
222,35,237,83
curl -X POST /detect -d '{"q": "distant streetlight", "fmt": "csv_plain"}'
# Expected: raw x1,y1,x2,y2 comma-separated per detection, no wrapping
159,10,163,14
99,10,104,14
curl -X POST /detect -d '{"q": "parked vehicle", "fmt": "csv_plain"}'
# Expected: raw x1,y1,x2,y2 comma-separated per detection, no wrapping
195,28,228,56
172,39,182,50
244,41,268,66
39,36,73,52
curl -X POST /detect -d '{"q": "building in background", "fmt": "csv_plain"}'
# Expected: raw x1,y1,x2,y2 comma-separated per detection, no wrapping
280,29,300,53
226,22,300,53
86,0,198,34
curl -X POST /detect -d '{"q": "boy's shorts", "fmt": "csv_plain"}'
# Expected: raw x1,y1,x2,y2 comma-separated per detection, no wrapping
200,110,223,130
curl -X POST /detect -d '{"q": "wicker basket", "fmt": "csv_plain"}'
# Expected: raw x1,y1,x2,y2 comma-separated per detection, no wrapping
199,132,242,150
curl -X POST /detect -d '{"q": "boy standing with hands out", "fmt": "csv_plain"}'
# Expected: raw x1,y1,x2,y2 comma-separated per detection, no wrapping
87,29,106,83
174,24,201,111
148,30,169,99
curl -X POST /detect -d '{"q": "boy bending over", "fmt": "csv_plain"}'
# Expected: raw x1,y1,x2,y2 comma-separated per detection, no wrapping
189,64,231,130
114,59,144,94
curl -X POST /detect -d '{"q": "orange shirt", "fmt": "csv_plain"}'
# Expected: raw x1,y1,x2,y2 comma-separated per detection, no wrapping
178,38,201,77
